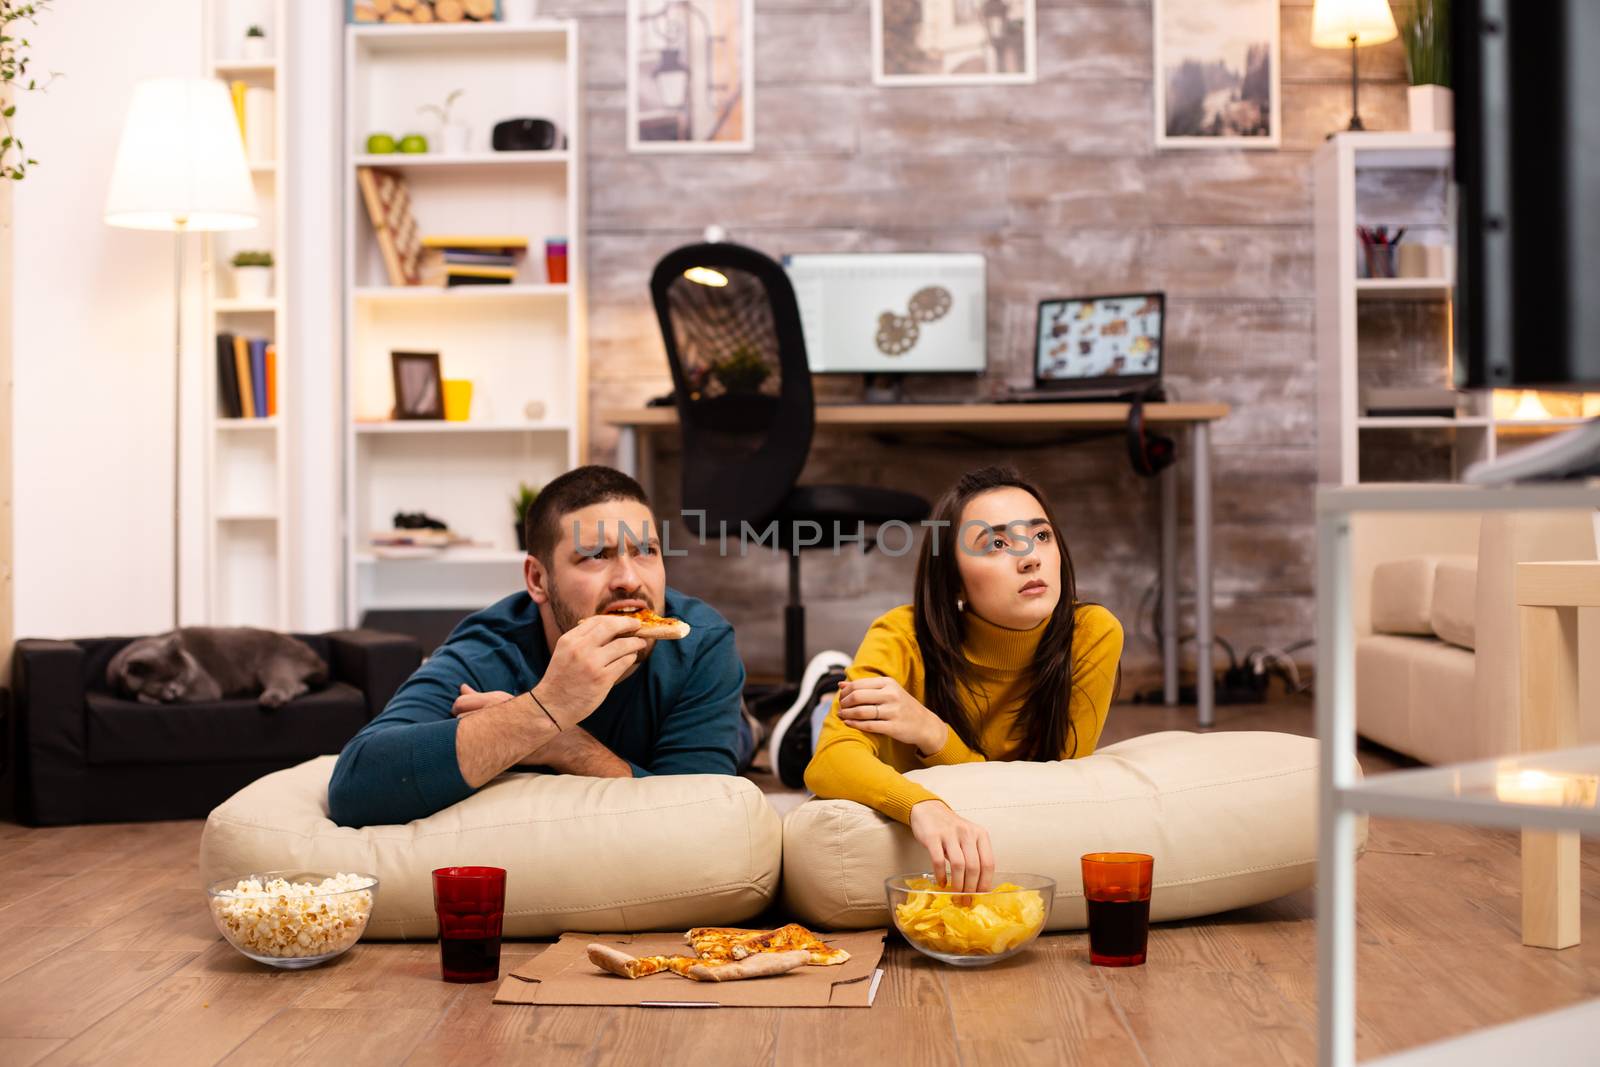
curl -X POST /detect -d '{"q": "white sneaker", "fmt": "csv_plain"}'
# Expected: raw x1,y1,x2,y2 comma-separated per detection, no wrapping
767,650,851,788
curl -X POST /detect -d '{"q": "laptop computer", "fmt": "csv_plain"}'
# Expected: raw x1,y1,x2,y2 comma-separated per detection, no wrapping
1002,291,1165,402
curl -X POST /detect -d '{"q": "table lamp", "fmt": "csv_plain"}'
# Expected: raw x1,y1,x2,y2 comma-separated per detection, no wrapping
105,77,258,627
1311,0,1399,131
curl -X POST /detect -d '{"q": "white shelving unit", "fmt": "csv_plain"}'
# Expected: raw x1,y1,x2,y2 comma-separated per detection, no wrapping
203,0,290,628
1315,131,1600,486
342,19,588,626
1314,132,1474,486
1314,482,1600,1066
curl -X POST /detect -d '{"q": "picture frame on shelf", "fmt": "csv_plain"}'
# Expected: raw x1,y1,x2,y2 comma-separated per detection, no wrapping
872,0,1036,87
1153,0,1280,149
391,351,445,419
627,0,754,153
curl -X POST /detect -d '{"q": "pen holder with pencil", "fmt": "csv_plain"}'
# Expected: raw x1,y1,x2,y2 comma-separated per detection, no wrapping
1357,225,1405,279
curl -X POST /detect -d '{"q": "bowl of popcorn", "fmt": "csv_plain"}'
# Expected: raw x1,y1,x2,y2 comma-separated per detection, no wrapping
207,870,378,969
886,873,1054,966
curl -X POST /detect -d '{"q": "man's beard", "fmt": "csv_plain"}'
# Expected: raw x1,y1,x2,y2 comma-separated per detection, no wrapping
545,579,657,664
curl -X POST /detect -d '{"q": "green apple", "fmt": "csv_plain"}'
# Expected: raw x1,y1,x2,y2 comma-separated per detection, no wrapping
398,133,429,154
365,132,397,154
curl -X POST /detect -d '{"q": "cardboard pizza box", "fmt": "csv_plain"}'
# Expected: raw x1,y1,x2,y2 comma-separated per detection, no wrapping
494,929,888,1008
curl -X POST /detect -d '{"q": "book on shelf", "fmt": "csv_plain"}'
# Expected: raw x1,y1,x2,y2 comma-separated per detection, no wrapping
425,264,520,287
356,167,422,286
229,81,247,136
420,235,529,251
446,273,515,287
438,250,519,267
215,333,278,418
418,241,526,287
265,344,278,417
248,338,269,418
234,336,256,418
216,332,242,418
243,87,274,164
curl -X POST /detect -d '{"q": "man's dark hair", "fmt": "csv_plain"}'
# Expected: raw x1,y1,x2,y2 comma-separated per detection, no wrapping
523,465,651,565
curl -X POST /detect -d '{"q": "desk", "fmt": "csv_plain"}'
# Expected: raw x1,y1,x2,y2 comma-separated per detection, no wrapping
602,401,1230,726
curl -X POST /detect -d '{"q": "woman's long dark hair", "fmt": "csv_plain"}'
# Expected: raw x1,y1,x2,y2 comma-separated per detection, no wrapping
913,465,1081,762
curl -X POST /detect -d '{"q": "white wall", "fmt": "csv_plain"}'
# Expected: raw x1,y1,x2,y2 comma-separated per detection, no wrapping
8,0,348,639
284,1,345,633
11,0,208,638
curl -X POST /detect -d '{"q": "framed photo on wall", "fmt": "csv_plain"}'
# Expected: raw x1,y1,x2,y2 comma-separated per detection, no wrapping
391,351,444,420
627,0,754,153
873,0,1036,86
1153,0,1281,148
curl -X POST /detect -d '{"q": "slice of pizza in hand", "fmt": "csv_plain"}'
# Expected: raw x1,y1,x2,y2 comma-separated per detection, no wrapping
601,605,690,640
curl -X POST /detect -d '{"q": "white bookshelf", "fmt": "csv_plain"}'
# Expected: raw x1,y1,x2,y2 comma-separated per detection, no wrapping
342,19,588,627
1315,131,1600,485
203,0,290,629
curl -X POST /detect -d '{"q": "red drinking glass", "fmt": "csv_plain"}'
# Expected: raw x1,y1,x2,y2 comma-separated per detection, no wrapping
432,866,506,983
1081,852,1154,967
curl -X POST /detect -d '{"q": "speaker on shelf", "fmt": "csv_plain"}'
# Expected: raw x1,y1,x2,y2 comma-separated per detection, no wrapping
492,118,559,152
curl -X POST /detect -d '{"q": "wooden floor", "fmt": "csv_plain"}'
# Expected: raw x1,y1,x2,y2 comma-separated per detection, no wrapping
1,699,1597,1066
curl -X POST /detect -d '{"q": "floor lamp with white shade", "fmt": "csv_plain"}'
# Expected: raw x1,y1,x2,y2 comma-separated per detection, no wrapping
104,77,258,628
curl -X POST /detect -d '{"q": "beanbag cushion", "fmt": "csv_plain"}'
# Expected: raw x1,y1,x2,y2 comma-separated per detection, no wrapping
200,756,783,938
781,731,1362,930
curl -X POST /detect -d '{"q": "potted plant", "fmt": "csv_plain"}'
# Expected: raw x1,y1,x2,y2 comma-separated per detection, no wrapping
420,89,469,155
710,345,770,394
240,24,268,61
1,0,53,182
231,250,274,300
1398,0,1450,133
512,482,540,552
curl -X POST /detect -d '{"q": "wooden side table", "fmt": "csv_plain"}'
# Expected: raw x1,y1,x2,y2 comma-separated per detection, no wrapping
1515,560,1595,949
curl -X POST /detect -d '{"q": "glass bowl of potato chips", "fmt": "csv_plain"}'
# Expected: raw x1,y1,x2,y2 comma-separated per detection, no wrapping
886,873,1054,966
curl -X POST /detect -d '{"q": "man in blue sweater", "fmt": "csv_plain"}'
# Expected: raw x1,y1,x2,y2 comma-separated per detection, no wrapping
328,465,754,827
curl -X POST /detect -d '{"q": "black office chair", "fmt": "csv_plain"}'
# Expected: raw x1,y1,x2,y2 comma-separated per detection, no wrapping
649,240,930,692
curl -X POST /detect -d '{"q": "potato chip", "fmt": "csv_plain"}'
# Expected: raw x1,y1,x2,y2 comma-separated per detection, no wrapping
892,878,1046,956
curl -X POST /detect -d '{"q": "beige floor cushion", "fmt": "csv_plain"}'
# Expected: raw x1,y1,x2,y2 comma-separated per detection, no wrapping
200,756,783,939
782,731,1363,931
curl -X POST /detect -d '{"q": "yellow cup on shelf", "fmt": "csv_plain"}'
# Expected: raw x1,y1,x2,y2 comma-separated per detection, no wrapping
442,379,473,422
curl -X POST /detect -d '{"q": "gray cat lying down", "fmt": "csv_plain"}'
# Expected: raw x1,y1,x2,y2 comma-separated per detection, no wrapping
107,628,328,708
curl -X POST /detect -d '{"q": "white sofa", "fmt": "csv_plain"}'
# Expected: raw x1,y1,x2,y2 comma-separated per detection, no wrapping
1353,509,1600,764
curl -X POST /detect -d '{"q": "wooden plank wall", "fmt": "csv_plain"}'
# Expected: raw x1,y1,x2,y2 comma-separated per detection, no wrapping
546,0,1420,686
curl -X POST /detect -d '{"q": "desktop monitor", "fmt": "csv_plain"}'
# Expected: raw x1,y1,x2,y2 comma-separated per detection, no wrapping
782,253,986,374
1034,292,1164,393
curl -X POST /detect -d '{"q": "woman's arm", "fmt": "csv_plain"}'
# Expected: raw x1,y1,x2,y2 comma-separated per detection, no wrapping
804,699,943,824
806,700,996,892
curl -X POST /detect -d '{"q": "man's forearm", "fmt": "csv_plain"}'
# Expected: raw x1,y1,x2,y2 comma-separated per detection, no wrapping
519,727,633,778
455,692,560,787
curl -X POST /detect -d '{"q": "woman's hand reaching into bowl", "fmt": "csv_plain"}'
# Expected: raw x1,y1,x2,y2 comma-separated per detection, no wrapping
908,800,995,894
836,677,948,756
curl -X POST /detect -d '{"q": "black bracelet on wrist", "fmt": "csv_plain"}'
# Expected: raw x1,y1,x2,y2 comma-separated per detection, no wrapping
529,689,563,731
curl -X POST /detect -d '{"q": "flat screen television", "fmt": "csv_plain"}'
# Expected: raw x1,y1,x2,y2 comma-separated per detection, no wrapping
1454,0,1600,389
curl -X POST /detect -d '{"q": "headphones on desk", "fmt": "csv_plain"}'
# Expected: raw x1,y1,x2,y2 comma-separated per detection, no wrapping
1126,388,1176,477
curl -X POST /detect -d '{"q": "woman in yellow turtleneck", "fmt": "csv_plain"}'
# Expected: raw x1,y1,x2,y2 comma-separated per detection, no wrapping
803,465,1124,894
